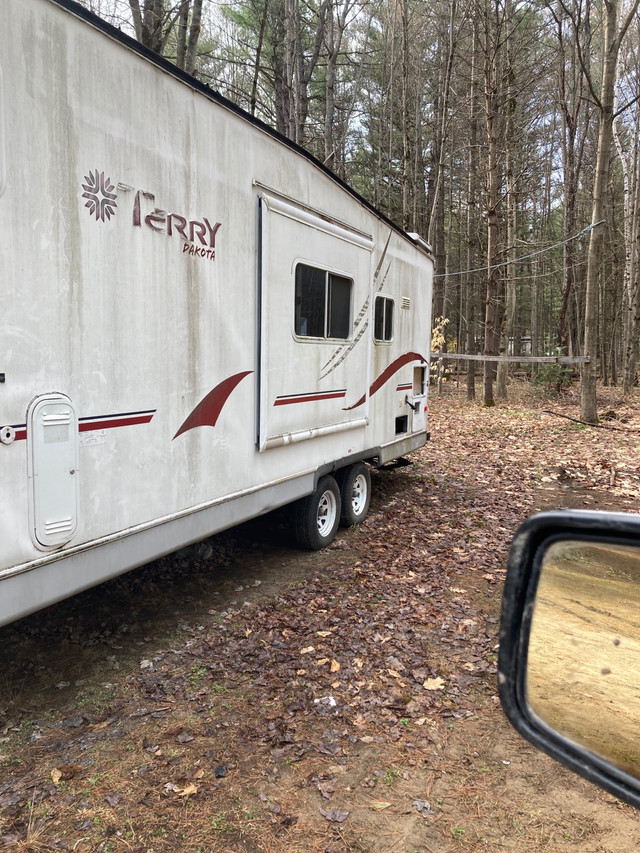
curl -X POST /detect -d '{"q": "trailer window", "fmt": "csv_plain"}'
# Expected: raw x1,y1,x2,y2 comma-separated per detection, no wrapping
295,264,352,339
374,296,394,342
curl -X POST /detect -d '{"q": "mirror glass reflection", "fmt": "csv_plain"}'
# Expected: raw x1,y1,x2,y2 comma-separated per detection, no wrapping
527,539,640,779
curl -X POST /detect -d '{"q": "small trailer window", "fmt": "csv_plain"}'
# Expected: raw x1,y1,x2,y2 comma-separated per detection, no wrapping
295,264,352,339
374,296,394,342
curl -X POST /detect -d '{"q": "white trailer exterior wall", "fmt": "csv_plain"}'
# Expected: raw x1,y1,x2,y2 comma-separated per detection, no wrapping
0,0,433,625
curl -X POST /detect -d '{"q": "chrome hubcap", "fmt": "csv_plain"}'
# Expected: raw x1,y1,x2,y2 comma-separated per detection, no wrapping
317,489,338,536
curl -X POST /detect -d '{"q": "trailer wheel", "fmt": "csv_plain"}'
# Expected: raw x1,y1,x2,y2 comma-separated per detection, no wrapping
339,462,371,527
294,475,341,550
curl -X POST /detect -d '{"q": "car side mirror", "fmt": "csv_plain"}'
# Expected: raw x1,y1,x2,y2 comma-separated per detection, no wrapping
499,510,640,809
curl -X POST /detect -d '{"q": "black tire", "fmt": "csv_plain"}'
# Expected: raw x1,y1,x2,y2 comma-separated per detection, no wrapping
293,475,341,550
339,462,371,527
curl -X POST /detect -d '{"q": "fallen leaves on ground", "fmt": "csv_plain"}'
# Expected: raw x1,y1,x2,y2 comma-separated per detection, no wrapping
2,382,640,852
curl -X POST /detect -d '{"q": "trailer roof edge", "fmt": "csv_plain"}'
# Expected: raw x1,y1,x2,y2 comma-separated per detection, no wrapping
49,0,432,260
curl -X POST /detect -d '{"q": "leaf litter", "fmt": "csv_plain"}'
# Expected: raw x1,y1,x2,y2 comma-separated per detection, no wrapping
1,382,640,851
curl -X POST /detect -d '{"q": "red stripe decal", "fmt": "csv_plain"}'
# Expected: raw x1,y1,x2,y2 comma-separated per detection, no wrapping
344,352,427,410
274,391,346,406
79,414,154,431
9,413,154,441
173,371,253,439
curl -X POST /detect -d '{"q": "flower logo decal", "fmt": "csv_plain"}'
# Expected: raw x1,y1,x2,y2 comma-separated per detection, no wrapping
82,169,117,222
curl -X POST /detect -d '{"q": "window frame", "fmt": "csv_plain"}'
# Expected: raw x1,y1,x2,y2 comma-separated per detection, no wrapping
294,262,353,342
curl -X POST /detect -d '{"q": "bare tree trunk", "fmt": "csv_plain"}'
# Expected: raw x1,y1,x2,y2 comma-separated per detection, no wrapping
184,0,203,75
280,0,329,144
129,0,144,42
581,0,640,421
412,89,427,233
324,2,337,165
429,0,457,328
626,247,640,392
129,0,165,54
482,3,502,408
176,0,188,68
497,0,516,400
531,232,539,380
130,0,202,71
284,0,297,140
250,0,270,117
400,0,410,228
624,152,640,392
427,0,457,248
273,0,290,135
466,16,480,401
552,0,591,356
614,42,640,392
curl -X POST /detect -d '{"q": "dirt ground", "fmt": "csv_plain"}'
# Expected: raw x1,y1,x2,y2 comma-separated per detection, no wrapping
2,380,640,852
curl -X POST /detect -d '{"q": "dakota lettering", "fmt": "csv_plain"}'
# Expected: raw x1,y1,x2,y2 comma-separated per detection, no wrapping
183,243,215,260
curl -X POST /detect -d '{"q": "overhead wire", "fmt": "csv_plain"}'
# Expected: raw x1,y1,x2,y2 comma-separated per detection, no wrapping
433,220,604,278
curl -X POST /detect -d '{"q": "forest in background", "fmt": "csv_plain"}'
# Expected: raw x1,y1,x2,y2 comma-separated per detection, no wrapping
78,0,640,416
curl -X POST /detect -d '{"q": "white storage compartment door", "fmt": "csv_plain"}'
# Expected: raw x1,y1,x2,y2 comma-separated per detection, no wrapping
28,394,78,548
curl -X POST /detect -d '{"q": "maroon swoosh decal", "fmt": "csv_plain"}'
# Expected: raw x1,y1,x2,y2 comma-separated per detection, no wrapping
344,352,427,410
173,371,252,439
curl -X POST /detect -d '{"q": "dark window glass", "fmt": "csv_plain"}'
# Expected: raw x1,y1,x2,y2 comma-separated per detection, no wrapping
328,274,351,338
374,296,394,342
295,264,351,340
384,299,394,340
374,298,385,340
295,265,326,337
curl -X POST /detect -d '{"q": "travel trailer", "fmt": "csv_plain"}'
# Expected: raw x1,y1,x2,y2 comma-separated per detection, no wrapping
0,0,433,626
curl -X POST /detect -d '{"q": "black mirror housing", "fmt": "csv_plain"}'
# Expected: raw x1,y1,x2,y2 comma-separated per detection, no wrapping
499,509,640,809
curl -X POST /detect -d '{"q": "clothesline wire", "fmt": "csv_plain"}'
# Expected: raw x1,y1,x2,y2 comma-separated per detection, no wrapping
433,220,605,279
